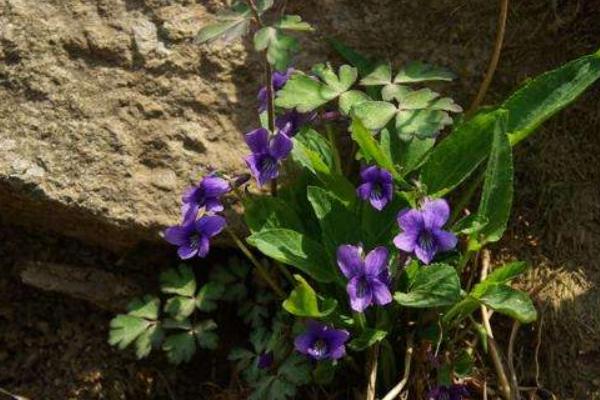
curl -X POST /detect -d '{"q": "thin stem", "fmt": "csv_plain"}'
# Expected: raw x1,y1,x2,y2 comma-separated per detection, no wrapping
366,343,380,400
274,260,296,286
480,250,512,400
226,227,285,298
467,0,509,115
381,334,414,400
507,321,520,399
457,249,475,275
353,312,367,331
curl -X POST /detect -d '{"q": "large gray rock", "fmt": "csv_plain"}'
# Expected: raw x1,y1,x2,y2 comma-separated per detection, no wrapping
0,0,592,252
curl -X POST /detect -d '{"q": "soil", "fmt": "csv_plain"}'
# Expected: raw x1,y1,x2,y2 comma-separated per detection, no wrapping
2,1,600,399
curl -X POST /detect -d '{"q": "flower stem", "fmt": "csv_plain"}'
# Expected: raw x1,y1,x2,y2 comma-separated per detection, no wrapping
366,343,380,400
226,227,285,298
353,312,367,331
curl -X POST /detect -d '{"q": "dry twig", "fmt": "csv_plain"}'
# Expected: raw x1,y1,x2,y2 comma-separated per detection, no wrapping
382,334,414,400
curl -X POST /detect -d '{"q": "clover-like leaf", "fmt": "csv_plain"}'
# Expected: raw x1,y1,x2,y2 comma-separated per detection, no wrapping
275,73,336,112
162,319,218,364
339,90,371,116
162,331,196,364
254,27,299,71
360,62,392,86
209,257,249,302
393,61,456,83
108,295,163,359
282,275,337,318
160,265,196,297
195,282,225,312
193,319,219,350
275,15,314,31
164,295,196,321
313,63,358,94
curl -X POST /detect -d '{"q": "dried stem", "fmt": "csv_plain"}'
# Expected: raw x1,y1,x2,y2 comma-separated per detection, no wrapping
480,250,512,400
366,343,380,400
226,227,285,298
467,0,509,115
382,334,414,400
507,321,521,399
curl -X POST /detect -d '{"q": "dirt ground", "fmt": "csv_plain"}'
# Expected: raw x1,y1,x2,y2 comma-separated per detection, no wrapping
1,1,600,399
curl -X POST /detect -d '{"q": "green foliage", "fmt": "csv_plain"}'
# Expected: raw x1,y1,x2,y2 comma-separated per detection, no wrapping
504,49,600,145
283,275,337,317
420,109,508,196
274,15,314,32
476,115,513,244
394,264,461,308
108,296,163,359
196,0,273,44
349,328,388,351
245,195,305,234
350,119,399,176
247,228,337,283
393,61,456,83
162,319,219,364
209,257,250,302
328,38,375,77
254,27,299,70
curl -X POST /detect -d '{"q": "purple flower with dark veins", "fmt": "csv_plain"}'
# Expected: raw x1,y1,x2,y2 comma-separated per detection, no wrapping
294,320,349,361
258,68,293,112
244,128,292,186
393,198,458,264
163,215,226,259
257,352,274,369
357,165,394,211
275,110,316,138
180,175,230,224
337,244,392,312
427,384,470,400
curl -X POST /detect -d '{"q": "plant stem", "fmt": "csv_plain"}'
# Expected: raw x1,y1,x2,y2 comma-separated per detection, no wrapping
507,321,520,399
381,333,414,400
457,249,475,274
480,250,512,400
467,0,509,115
226,227,285,298
366,343,380,400
353,312,367,331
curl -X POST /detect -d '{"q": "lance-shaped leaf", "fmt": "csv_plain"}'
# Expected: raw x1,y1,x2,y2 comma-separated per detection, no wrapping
274,15,314,31
247,229,337,283
350,118,399,176
393,61,456,83
349,328,388,351
394,264,461,308
420,109,508,196
504,49,600,145
282,275,337,317
254,27,299,71
476,115,513,244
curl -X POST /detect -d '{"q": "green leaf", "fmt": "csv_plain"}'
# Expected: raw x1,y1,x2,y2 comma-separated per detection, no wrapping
313,361,336,385
477,115,513,243
209,257,249,302
283,275,337,317
196,3,252,44
381,84,411,102
361,194,409,249
193,319,219,350
163,331,196,364
307,186,361,254
393,61,456,83
394,264,461,308
349,328,388,351
420,109,509,196
292,127,334,173
254,27,299,71
278,353,312,385
479,285,537,323
396,109,453,139
504,49,600,145
275,73,336,112
275,15,314,31
164,295,196,321
471,262,528,297
360,62,392,86
454,349,474,378
108,296,162,359
352,101,397,130
160,265,196,297
327,38,375,77
313,63,358,94
452,214,489,235
195,282,225,312
350,118,398,174
339,90,371,116
247,229,337,283
245,195,305,233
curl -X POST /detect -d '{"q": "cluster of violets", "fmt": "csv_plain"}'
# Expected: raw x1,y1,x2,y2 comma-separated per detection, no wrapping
162,70,463,396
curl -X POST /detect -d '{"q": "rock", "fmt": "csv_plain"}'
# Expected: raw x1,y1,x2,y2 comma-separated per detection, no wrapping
0,0,596,254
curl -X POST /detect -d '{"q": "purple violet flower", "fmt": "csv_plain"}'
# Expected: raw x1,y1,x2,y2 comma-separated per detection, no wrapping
258,68,293,112
180,175,230,224
427,384,470,400
337,244,392,312
244,128,293,187
257,352,274,369
294,320,349,361
275,110,316,138
163,215,226,259
393,199,458,264
357,165,394,211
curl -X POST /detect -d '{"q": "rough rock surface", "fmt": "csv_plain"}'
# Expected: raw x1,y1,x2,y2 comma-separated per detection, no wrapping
0,0,598,254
